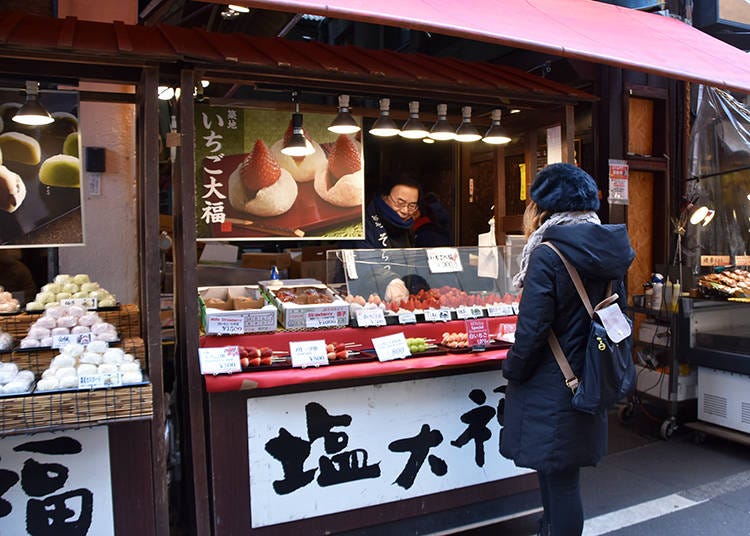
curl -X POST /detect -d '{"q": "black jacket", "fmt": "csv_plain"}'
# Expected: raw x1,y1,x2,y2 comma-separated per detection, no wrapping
349,197,414,249
500,223,634,472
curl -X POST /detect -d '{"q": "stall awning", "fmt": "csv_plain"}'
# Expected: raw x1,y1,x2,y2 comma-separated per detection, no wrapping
223,0,750,93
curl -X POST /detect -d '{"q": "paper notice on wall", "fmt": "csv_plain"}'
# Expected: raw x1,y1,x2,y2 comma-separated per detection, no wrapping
608,159,629,205
546,126,562,164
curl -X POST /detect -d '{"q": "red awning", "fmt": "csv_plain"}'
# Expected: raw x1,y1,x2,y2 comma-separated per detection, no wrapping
225,0,750,93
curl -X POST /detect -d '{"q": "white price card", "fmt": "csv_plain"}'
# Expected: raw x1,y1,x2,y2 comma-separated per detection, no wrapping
426,247,463,273
343,249,359,279
198,346,241,375
424,309,451,322
355,308,386,327
371,333,411,362
78,372,123,390
305,310,340,329
456,306,483,319
397,311,417,324
52,332,95,349
207,314,245,335
60,297,98,310
289,339,330,368
487,303,514,317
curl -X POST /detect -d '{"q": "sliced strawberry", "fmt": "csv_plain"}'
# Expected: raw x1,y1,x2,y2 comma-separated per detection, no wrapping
327,135,361,187
240,139,281,194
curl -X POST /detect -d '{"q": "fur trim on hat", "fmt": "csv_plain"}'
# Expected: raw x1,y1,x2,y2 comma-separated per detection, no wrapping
530,163,600,213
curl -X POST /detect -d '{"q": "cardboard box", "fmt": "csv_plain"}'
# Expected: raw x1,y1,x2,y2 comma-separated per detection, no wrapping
289,247,329,282
199,286,277,335
241,252,292,271
635,364,696,401
260,279,349,330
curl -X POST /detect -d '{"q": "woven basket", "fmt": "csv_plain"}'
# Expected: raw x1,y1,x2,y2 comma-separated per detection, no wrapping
0,382,152,436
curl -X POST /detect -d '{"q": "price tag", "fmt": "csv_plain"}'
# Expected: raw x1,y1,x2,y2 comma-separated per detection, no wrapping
304,310,340,329
60,297,98,310
198,346,241,375
289,339,329,368
78,372,123,390
424,309,451,322
355,308,386,327
343,250,359,280
735,255,750,267
207,315,245,335
466,318,491,348
426,248,463,273
487,303,514,317
371,333,411,362
700,255,730,267
456,306,483,319
51,332,94,349
397,311,417,324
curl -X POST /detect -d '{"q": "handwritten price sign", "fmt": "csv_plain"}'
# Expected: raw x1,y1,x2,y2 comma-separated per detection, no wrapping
427,248,463,273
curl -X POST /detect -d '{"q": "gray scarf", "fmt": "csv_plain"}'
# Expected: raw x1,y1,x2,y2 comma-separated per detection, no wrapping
512,210,601,288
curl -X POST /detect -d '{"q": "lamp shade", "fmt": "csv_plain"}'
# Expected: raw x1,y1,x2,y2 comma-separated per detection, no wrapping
12,96,53,126
369,98,400,137
281,113,314,157
428,104,456,141
399,101,428,139
328,94,360,134
454,106,481,142
482,109,511,145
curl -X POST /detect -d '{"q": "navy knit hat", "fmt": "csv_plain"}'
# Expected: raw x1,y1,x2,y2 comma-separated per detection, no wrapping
530,163,600,213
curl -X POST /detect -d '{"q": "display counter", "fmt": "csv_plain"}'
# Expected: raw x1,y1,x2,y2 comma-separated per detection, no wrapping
201,317,540,534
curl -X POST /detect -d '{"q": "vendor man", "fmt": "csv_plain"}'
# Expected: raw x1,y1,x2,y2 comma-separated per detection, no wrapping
352,178,421,249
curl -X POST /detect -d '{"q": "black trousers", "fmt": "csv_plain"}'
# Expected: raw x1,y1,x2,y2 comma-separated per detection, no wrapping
537,467,583,536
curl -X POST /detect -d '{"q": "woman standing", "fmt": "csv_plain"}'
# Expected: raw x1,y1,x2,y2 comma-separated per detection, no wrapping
500,163,634,535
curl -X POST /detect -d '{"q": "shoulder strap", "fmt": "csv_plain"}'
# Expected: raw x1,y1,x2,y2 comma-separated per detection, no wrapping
541,241,595,317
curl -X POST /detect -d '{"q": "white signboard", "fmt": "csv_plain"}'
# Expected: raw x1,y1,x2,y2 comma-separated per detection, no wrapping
0,427,114,535
199,346,242,375
289,339,329,368
426,248,463,273
371,333,410,362
247,370,529,527
206,315,245,335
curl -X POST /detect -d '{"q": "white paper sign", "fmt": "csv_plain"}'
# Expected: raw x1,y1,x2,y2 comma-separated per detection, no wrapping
289,339,329,368
608,159,629,205
60,297,98,310
207,314,245,335
371,333,411,361
0,427,114,534
455,306,483,319
486,303,514,317
52,332,94,349
304,310,339,329
426,248,463,273
247,370,528,528
397,311,417,324
477,241,499,279
199,346,242,375
78,372,124,390
355,308,386,327
423,309,451,322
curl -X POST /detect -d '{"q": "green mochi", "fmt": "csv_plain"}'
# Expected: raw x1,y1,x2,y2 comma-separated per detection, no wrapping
39,154,81,188
63,132,79,157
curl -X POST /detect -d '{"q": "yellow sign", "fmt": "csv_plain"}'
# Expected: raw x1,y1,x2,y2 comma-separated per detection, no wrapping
519,163,527,201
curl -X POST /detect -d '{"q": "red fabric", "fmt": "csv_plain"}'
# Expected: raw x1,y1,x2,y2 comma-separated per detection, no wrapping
202,317,515,392
237,0,750,93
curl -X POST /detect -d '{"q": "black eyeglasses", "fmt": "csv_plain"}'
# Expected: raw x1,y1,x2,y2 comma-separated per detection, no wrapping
388,195,418,212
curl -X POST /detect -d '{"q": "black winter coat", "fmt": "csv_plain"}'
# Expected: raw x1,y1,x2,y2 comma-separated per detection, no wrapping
348,198,414,249
500,223,634,473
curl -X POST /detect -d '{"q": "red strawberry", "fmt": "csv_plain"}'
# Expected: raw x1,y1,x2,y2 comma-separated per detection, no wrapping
240,139,280,193
328,135,361,182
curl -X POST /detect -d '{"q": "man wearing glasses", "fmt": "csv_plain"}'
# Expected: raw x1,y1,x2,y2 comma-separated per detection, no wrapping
352,178,421,250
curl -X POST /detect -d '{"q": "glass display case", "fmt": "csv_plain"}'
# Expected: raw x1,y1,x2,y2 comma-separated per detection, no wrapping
677,297,750,375
325,246,519,319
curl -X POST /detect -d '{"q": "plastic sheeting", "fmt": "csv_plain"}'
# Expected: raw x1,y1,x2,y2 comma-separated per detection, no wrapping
685,86,750,273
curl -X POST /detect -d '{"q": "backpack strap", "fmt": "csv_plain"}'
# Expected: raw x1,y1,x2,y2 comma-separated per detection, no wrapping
540,241,615,394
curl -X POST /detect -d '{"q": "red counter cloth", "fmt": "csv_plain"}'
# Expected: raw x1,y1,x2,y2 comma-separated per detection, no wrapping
202,317,515,392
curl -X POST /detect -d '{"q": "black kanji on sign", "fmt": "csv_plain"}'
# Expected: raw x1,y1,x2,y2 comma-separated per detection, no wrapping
451,389,496,467
0,459,20,518
389,424,447,489
306,402,351,454
26,488,93,536
265,428,316,495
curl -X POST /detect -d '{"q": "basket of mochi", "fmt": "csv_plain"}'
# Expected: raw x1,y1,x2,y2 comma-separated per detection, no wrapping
0,328,13,352
35,341,144,392
0,362,35,395
25,273,117,313
18,305,118,349
0,286,20,314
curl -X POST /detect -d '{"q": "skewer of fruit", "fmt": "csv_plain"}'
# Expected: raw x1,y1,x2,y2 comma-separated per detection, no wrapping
239,345,287,367
441,331,469,349
326,341,361,361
